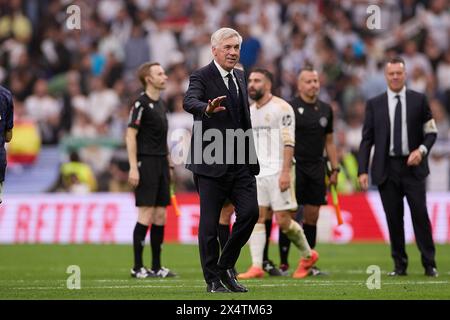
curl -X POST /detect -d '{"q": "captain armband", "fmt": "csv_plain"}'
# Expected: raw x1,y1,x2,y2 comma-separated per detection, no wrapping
423,119,438,134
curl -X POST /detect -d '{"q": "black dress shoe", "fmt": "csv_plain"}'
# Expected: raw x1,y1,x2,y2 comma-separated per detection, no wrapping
387,270,407,276
425,267,438,277
218,269,248,292
206,281,230,293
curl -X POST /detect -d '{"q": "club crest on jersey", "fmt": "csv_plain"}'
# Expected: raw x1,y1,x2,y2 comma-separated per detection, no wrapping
298,107,304,114
319,116,328,128
149,103,154,109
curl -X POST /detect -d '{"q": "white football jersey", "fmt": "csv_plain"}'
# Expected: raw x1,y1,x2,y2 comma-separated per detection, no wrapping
250,96,295,177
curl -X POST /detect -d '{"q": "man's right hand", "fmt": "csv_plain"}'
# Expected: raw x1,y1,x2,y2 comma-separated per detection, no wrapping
205,96,227,115
358,173,369,191
128,167,140,187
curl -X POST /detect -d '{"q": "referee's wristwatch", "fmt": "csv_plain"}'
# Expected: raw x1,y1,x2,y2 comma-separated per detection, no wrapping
331,167,340,173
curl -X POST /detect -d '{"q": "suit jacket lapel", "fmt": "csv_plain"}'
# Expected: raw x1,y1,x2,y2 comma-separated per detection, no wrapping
235,72,247,106
209,62,229,95
234,70,251,123
381,92,390,146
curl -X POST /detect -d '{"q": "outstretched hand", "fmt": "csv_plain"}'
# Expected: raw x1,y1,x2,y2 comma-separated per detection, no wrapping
205,96,227,115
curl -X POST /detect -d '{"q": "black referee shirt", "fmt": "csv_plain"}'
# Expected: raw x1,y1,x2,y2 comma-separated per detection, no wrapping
0,85,14,181
128,92,168,157
290,96,333,162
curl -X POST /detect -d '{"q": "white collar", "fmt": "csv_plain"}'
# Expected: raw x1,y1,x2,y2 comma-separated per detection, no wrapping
214,60,234,79
387,86,406,99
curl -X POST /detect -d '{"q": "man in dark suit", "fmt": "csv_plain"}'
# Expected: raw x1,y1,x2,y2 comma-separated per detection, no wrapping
183,28,259,292
358,57,438,277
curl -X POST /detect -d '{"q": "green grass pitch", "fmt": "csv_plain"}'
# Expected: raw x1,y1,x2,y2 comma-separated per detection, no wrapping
0,243,449,300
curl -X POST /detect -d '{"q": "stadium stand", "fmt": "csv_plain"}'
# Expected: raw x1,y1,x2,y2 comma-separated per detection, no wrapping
0,0,449,193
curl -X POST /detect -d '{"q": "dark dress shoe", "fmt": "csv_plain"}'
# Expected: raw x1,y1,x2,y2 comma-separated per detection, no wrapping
206,281,230,293
425,267,438,277
219,269,248,292
387,270,407,276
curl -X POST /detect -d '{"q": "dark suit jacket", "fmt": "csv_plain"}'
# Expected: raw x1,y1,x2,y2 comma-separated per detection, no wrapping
358,89,437,185
183,61,260,177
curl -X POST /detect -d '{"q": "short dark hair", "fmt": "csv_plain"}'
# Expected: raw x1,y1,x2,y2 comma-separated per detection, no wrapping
299,63,316,74
137,62,160,88
250,68,273,84
385,56,406,67
69,151,80,162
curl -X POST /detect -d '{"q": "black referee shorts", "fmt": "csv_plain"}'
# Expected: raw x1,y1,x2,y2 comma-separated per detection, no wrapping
295,161,327,206
134,156,170,207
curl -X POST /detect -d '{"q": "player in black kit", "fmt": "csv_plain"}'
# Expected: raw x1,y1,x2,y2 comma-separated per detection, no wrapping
0,85,14,204
287,66,339,276
126,62,176,278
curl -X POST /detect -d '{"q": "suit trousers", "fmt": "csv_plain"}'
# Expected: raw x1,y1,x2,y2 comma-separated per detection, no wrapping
378,157,436,271
194,165,259,284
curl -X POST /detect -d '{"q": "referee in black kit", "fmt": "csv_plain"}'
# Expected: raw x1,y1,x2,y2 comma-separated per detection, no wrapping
289,66,339,276
0,85,14,204
126,62,176,279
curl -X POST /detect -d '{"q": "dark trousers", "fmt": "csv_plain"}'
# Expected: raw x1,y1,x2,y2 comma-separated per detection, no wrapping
194,165,259,284
378,157,436,271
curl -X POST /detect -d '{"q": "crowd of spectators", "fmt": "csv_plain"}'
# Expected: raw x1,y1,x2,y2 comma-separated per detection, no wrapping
1,0,449,192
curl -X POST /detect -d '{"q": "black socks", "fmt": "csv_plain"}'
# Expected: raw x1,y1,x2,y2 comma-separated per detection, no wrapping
151,224,164,271
133,222,148,270
303,223,317,249
217,224,230,252
279,228,291,265
263,219,273,261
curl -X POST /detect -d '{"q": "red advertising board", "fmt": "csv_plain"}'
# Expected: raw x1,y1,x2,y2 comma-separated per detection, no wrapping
0,192,449,244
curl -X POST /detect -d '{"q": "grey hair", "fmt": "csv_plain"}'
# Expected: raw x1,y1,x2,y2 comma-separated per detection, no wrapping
211,27,242,48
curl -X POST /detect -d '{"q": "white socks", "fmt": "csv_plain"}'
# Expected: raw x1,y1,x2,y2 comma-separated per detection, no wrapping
283,220,311,258
248,223,266,268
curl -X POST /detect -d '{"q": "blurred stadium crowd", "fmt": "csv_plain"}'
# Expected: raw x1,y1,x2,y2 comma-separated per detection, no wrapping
0,0,449,193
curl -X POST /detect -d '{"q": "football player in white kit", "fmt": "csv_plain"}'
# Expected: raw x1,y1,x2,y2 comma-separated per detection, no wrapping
237,69,318,279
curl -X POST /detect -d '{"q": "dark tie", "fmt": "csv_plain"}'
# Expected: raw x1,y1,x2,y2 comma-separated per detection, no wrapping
394,95,402,156
226,73,240,122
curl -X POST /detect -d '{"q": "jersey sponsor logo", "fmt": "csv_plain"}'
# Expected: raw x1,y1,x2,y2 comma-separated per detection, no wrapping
282,114,292,126
319,116,328,128
298,107,304,114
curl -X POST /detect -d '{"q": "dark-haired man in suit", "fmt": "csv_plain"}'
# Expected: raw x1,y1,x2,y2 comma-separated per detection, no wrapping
183,27,259,292
358,57,438,277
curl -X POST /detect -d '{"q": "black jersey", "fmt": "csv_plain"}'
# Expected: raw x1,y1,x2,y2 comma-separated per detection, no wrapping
290,96,333,162
0,85,14,181
128,92,168,157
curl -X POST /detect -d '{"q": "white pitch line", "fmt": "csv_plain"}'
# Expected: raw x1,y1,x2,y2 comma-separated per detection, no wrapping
5,280,449,291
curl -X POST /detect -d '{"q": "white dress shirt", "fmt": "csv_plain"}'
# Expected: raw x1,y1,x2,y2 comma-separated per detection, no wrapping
387,86,409,156
213,60,239,95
